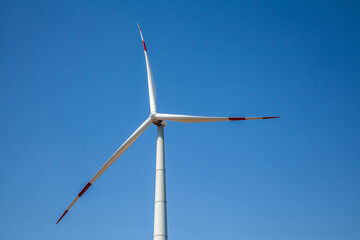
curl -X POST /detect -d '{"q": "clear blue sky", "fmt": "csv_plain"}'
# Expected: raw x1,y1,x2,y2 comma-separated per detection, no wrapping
1,0,359,239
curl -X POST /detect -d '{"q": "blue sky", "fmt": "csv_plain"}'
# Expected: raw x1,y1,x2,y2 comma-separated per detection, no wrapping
1,0,359,239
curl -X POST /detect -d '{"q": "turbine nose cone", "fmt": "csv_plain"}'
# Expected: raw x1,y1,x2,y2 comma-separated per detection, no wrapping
150,113,157,122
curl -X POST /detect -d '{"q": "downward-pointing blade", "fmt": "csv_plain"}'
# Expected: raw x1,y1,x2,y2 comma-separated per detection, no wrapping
155,113,279,123
56,117,153,224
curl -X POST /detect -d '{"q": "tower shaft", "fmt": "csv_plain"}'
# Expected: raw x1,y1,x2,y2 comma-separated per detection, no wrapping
154,124,167,240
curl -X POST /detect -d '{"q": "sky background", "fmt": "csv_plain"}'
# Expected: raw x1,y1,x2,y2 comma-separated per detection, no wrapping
1,0,360,239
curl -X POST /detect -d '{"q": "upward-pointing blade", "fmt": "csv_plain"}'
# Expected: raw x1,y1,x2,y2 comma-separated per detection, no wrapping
56,117,153,224
138,23,157,113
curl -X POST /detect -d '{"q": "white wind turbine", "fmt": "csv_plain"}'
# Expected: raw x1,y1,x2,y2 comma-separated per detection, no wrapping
57,24,279,240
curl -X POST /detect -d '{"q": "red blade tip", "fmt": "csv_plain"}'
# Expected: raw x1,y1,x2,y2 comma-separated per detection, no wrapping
56,210,68,224
263,116,280,119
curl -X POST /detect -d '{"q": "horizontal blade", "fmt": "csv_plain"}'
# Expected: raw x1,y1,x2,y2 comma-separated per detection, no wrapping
137,23,157,113
57,117,153,224
155,113,279,123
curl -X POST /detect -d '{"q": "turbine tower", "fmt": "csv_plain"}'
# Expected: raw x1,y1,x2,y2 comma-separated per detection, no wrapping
56,24,279,240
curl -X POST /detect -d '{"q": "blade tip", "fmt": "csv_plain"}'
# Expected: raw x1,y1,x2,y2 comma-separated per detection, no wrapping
264,116,280,119
56,210,68,224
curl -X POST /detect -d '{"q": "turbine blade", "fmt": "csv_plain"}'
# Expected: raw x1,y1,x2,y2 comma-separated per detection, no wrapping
56,117,153,224
137,23,157,113
155,113,279,123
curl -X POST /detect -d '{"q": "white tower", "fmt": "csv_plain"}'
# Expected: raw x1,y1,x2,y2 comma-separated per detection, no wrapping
154,121,168,240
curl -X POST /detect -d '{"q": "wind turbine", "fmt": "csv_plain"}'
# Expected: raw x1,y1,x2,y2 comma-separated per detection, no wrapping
56,24,279,240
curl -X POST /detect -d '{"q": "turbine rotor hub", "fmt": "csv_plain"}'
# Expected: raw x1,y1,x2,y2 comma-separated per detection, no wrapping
150,113,157,121
150,113,166,126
